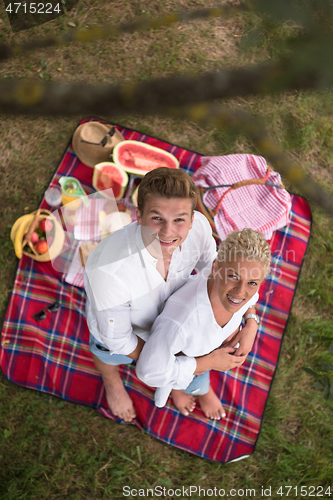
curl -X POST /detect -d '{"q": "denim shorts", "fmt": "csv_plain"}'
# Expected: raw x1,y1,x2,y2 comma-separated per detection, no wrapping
183,370,210,396
89,332,134,366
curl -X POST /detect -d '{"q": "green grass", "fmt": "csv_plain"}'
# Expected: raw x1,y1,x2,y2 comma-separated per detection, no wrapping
1,0,333,498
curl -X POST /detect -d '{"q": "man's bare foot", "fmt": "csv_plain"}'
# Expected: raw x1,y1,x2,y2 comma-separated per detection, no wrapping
197,385,226,420
93,355,136,422
104,372,136,422
171,389,196,416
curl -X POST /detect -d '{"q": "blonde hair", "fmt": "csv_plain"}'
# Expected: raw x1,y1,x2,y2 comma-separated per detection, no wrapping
137,167,197,215
216,228,271,278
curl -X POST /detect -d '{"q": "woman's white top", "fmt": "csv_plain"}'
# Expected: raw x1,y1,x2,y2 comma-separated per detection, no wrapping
136,273,258,407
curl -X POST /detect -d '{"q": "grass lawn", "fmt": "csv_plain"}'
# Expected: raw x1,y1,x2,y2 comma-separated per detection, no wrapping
0,0,333,498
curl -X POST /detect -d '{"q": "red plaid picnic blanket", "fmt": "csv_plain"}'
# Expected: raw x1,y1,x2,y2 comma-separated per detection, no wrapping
0,118,312,462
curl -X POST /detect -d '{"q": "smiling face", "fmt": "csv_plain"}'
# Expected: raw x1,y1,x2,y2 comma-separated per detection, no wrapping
136,196,194,258
209,258,265,314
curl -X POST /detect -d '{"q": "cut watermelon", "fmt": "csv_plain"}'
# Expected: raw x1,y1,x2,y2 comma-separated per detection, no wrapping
131,184,139,207
92,162,128,200
113,140,179,176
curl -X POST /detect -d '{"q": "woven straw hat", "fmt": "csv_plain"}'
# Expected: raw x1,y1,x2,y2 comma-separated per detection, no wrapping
72,122,124,167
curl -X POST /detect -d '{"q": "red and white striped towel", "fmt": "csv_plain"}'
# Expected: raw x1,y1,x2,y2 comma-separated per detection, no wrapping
74,198,108,241
64,244,86,288
192,154,292,241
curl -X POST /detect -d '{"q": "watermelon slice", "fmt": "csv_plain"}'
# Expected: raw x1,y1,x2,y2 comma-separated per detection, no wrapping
92,162,128,200
131,184,139,207
113,140,179,176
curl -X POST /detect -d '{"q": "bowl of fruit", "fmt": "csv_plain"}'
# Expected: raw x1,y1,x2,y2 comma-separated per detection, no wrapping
10,208,65,262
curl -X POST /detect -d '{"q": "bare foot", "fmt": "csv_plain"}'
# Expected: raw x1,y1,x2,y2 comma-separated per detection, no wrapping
92,355,136,422
171,389,196,416
197,385,226,420
104,371,136,422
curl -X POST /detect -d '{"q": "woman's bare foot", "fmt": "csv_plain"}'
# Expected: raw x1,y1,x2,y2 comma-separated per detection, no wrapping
171,389,196,416
93,355,136,422
197,385,226,420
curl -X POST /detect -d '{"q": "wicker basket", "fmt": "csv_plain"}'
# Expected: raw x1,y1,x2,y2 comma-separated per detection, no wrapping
18,209,65,262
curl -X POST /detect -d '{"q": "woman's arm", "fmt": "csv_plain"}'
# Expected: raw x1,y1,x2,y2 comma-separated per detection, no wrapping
228,307,258,356
136,318,196,390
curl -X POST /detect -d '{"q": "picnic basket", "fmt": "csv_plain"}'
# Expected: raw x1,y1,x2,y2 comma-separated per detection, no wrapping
195,164,285,240
10,208,65,262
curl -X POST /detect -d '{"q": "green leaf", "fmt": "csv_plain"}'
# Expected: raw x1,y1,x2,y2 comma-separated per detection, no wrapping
328,342,333,353
136,445,142,465
109,468,126,477
329,381,333,401
323,377,331,399
302,367,321,379
321,362,333,371
311,381,324,389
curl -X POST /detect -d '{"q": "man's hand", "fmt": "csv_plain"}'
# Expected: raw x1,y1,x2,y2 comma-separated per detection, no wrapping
195,346,246,374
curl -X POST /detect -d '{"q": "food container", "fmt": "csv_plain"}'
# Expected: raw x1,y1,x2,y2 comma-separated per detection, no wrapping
59,176,89,209
44,185,62,210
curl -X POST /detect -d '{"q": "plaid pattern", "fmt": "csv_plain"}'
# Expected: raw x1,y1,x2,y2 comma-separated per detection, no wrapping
0,118,312,462
192,154,292,241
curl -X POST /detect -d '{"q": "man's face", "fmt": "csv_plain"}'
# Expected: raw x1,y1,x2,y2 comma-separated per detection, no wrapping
211,258,265,313
136,196,194,258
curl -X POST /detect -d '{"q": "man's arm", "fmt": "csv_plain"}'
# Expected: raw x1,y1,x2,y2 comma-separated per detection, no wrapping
194,326,247,374
127,336,145,361
84,267,139,356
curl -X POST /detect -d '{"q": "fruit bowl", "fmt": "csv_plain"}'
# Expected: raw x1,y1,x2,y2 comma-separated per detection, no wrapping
10,208,65,262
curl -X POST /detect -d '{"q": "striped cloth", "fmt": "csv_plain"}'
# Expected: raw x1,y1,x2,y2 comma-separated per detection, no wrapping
192,154,292,241
0,118,312,462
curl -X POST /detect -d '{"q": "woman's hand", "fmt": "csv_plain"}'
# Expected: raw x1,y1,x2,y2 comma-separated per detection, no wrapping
230,320,257,356
194,346,246,374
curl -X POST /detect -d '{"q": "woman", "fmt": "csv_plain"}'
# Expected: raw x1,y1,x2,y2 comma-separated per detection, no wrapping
136,228,271,420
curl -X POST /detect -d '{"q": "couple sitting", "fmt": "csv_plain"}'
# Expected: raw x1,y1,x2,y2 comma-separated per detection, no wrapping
84,168,271,422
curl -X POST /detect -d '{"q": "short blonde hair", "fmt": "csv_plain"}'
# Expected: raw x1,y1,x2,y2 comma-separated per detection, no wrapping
216,228,271,278
137,167,197,215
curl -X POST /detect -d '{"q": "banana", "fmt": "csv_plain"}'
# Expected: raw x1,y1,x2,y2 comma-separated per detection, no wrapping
10,213,34,243
12,214,35,259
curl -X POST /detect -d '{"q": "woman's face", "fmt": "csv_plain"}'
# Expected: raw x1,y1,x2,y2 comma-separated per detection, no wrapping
210,258,265,313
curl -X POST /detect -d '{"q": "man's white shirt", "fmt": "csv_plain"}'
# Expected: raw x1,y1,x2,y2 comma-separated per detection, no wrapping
84,211,217,356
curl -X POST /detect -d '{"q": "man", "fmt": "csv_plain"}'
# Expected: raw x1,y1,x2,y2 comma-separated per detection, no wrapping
84,167,258,422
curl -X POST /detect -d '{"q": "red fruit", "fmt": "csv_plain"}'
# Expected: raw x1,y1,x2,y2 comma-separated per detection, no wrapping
34,240,49,255
117,203,126,212
93,162,128,200
39,219,53,232
24,232,39,243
